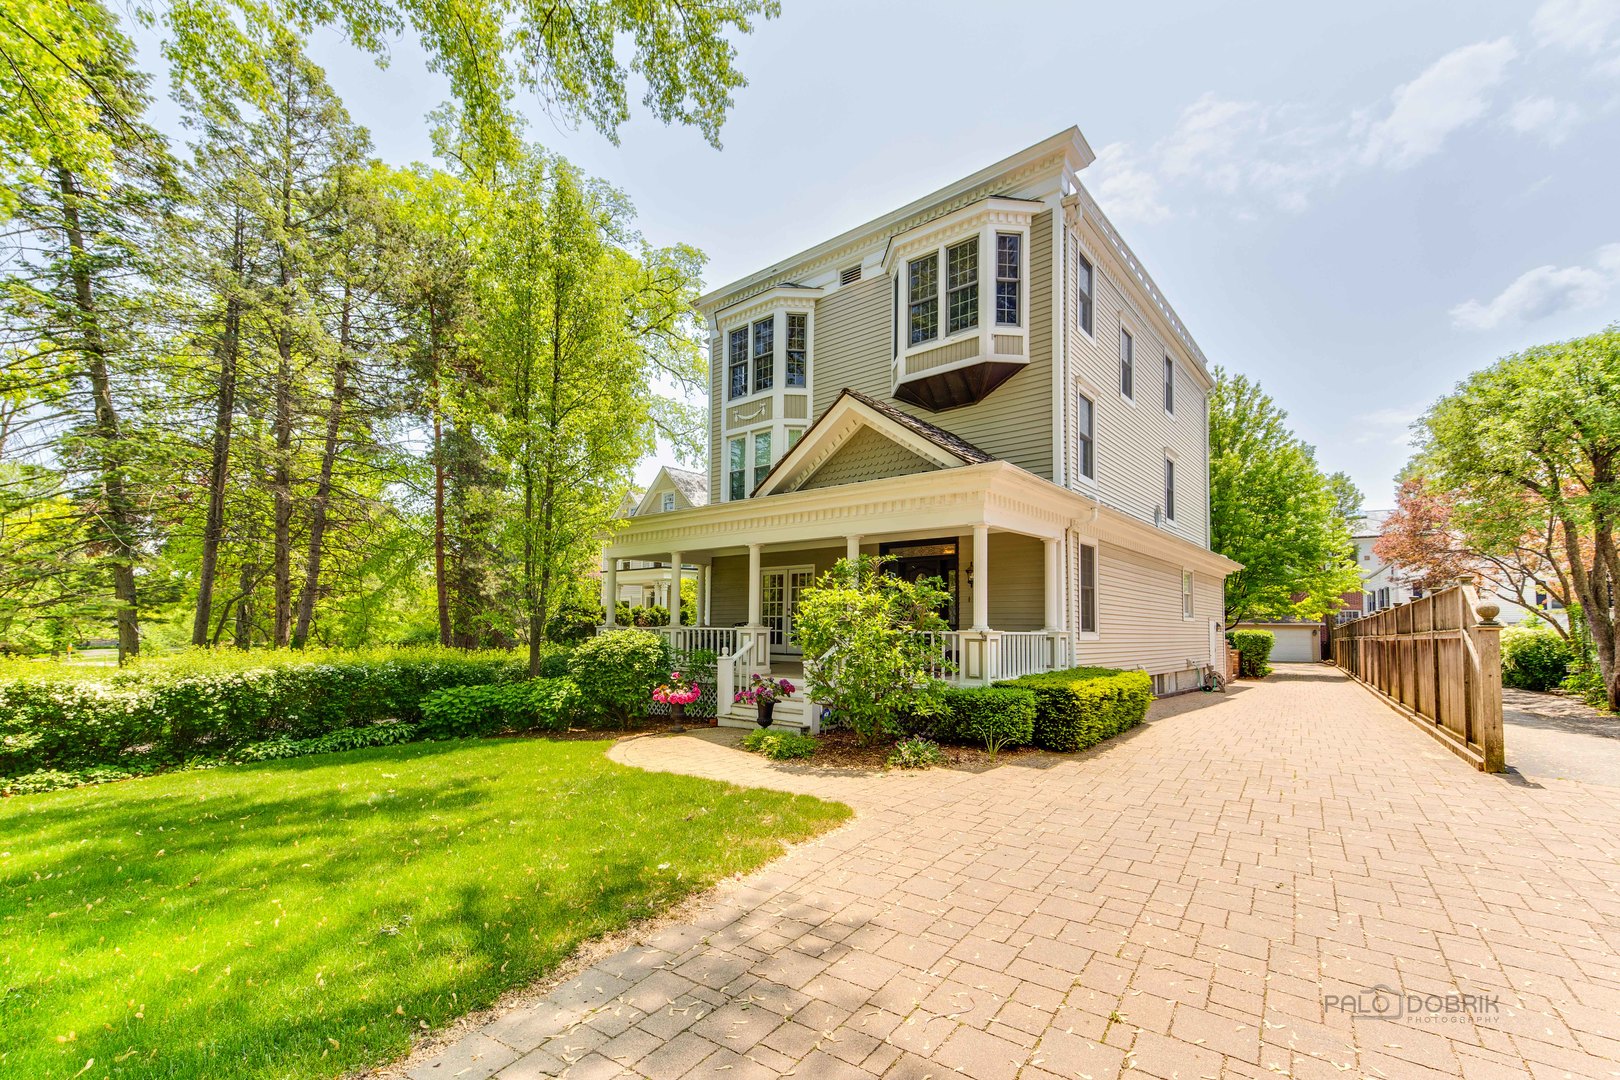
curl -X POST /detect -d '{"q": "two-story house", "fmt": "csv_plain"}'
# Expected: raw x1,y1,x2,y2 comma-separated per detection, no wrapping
601,128,1240,726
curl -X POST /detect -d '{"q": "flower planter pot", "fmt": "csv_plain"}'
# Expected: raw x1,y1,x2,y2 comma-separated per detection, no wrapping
755,700,775,728
669,701,686,725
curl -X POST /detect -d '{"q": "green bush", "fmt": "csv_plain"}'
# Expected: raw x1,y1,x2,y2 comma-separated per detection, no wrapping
230,722,421,762
741,728,818,760
568,628,670,728
937,686,1036,759
0,647,525,779
995,666,1153,753
887,736,947,769
418,678,581,738
1228,630,1275,678
1501,624,1574,691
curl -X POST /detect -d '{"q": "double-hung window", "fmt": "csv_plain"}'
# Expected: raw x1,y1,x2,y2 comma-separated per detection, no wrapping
751,318,773,393
661,492,676,512
1075,250,1094,334
728,437,746,501
1181,569,1194,618
1164,456,1176,522
1163,355,1175,415
1075,392,1095,481
1119,327,1134,399
752,431,772,490
995,233,1020,325
1079,543,1097,634
908,253,939,344
785,313,807,387
727,327,747,400
945,238,978,335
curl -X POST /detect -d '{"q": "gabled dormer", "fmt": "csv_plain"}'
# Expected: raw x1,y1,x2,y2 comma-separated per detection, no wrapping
633,466,708,516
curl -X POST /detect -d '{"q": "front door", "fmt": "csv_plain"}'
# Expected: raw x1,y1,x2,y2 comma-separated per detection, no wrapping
762,567,815,655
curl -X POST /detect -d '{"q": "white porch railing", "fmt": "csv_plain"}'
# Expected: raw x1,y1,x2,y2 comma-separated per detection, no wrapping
915,631,964,678
654,626,739,656
1000,631,1062,680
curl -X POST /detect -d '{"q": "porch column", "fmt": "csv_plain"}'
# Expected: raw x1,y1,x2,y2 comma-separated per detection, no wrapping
668,551,683,627
694,563,707,625
747,543,763,624
846,534,862,563
603,560,618,625
1043,537,1061,631
971,524,990,631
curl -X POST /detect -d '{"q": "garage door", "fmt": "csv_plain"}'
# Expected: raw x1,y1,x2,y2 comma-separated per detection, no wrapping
1268,627,1318,663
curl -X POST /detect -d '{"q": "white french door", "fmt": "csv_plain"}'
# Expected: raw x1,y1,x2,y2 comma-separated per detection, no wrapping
761,567,815,655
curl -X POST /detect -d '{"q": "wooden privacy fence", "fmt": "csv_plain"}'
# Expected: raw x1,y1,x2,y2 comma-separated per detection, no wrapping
1330,582,1505,773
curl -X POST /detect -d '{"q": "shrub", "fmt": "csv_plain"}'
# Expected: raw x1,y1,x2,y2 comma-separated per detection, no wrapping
887,736,947,770
568,629,669,728
741,728,818,760
1501,624,1574,691
995,666,1153,753
230,722,421,762
937,686,1036,759
1228,630,1275,678
794,555,951,745
0,647,524,779
418,678,581,739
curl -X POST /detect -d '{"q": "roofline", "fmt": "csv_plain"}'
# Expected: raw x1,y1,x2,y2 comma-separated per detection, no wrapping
696,128,1094,313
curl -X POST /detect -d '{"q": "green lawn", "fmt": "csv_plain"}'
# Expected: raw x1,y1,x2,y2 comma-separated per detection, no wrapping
0,737,850,1079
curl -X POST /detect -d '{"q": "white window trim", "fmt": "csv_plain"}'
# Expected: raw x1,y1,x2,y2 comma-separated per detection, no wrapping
1071,234,1097,341
1118,323,1137,405
1073,382,1098,486
661,491,676,512
1076,540,1100,641
1163,450,1178,524
726,435,747,503
1163,353,1176,417
1181,568,1195,621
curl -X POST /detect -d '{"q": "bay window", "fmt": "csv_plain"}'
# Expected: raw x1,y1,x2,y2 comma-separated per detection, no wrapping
727,327,747,400
728,436,746,501
752,431,772,489
908,253,939,344
752,318,773,393
995,233,1020,325
786,313,807,387
946,238,978,334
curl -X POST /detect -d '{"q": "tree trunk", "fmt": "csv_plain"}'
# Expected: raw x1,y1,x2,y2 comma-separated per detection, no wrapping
234,562,258,649
192,211,244,646
533,292,565,657
291,282,352,648
55,165,140,659
271,86,296,648
431,353,450,647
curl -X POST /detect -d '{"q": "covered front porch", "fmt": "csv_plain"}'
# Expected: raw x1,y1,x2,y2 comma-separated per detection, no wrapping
602,463,1076,728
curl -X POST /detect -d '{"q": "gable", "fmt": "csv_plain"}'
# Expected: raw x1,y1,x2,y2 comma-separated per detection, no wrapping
797,426,942,491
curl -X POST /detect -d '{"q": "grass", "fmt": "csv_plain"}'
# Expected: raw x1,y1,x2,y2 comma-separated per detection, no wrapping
0,737,850,1079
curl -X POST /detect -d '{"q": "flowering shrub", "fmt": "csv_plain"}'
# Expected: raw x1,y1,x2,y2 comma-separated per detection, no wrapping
735,674,796,706
653,669,703,707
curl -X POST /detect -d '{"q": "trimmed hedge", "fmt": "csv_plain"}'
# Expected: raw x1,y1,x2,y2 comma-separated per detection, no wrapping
995,666,1153,753
937,686,1036,758
1228,630,1275,678
0,647,527,778
419,678,582,738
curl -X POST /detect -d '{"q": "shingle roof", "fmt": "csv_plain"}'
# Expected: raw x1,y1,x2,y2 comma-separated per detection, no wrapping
665,467,708,506
841,389,994,464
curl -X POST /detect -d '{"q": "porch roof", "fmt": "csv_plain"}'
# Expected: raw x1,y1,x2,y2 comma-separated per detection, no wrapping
604,460,1242,577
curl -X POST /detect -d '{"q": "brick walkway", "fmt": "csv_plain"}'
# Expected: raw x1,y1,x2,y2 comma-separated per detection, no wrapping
405,668,1620,1080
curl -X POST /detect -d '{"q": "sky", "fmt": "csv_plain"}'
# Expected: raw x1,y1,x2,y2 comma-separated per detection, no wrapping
137,0,1620,509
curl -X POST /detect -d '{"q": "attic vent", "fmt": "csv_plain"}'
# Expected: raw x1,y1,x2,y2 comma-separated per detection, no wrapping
840,264,863,285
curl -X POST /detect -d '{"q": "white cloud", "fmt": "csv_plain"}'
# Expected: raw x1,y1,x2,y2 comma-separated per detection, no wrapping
1086,141,1171,225
1532,0,1620,52
1449,244,1620,329
1505,95,1584,143
1360,39,1519,168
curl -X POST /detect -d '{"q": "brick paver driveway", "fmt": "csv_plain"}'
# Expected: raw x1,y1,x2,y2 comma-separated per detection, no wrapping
407,668,1620,1080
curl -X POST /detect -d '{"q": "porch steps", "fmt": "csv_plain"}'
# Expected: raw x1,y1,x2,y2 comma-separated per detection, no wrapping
719,690,818,732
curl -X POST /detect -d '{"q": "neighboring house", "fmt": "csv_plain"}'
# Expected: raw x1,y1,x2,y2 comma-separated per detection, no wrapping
1343,512,1566,630
601,128,1240,726
1229,619,1322,664
609,467,707,610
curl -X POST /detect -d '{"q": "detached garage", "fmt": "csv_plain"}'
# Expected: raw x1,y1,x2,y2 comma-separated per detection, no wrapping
1231,621,1321,664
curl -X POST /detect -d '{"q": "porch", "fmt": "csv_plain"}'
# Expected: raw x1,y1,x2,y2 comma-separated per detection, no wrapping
602,481,1077,729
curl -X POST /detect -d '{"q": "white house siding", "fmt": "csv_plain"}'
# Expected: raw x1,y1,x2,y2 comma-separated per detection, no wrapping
1077,541,1220,679
810,211,1056,481
1064,222,1210,549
